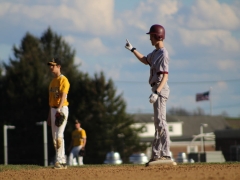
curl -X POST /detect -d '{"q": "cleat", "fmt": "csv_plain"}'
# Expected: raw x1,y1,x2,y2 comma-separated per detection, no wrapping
145,159,154,167
159,156,171,160
54,162,67,169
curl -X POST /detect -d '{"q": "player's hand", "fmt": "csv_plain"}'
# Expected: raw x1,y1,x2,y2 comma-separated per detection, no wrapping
149,93,158,103
125,39,135,52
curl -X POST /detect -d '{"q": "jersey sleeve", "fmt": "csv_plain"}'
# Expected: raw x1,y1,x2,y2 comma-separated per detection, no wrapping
81,129,87,138
146,52,153,65
156,49,169,74
60,77,70,94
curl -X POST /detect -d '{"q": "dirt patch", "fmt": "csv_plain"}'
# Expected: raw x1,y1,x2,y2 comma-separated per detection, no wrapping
1,163,240,180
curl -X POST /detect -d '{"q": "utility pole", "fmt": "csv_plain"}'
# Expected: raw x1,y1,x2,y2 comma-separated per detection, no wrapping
36,121,48,166
3,125,16,165
200,123,208,153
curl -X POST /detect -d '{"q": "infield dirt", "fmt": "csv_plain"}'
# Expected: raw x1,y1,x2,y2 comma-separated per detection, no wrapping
1,163,240,180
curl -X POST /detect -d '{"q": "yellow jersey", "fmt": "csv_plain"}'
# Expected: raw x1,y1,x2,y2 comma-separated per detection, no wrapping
72,128,87,147
49,75,70,107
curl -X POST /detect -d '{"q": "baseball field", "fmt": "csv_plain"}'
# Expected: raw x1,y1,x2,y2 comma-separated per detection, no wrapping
1,163,240,180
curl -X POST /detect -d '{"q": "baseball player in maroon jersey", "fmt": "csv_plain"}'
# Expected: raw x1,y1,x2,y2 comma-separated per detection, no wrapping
125,24,172,166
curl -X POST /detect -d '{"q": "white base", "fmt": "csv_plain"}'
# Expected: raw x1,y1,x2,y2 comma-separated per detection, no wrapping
147,160,177,166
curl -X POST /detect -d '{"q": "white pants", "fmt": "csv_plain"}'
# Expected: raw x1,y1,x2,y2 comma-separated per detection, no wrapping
51,106,68,164
68,146,84,165
151,84,170,159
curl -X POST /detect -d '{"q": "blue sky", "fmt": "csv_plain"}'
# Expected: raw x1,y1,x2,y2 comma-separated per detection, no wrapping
0,0,240,117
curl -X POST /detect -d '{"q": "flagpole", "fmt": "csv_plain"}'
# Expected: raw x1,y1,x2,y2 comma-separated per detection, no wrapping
209,87,212,116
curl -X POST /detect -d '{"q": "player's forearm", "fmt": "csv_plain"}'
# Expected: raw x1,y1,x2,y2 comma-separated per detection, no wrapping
133,50,148,65
58,92,67,108
83,139,86,147
156,74,168,92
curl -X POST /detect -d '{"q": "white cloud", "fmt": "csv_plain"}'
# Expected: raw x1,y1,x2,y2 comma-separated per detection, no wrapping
164,42,175,55
215,81,228,90
74,56,84,67
64,35,108,55
0,3,11,17
56,0,122,35
94,64,121,80
217,59,239,71
63,35,75,45
0,0,122,35
122,0,179,31
156,0,179,16
187,0,240,30
128,57,138,64
81,38,108,55
179,29,240,52
171,59,189,69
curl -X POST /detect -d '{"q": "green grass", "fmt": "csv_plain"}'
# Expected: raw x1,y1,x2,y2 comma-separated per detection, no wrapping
0,163,143,172
0,165,43,172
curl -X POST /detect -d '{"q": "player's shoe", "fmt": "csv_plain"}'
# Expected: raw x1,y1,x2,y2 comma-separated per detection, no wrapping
145,156,172,167
54,162,67,169
158,156,171,160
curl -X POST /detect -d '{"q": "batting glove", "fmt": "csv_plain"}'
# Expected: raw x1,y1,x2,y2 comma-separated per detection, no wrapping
149,93,158,103
125,39,136,52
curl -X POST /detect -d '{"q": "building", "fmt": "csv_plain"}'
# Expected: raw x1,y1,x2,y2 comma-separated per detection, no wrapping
133,114,234,162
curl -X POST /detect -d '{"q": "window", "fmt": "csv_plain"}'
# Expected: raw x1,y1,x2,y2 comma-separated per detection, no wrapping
169,125,173,132
142,126,147,132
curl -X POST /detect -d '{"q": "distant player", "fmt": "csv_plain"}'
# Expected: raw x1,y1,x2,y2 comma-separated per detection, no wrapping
125,24,172,166
68,119,87,166
47,57,70,169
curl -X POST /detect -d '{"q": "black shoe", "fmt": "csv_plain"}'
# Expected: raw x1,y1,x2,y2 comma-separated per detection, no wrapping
145,158,154,167
145,158,156,167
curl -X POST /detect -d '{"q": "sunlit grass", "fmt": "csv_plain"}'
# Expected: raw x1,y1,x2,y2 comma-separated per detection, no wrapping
0,165,43,172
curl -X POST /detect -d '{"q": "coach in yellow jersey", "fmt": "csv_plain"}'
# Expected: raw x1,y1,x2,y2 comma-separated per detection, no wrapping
47,57,70,169
68,120,87,166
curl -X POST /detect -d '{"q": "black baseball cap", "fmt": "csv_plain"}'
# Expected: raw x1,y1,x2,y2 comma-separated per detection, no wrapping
47,57,62,66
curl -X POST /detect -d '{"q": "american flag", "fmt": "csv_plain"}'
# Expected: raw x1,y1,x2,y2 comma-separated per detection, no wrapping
196,91,210,102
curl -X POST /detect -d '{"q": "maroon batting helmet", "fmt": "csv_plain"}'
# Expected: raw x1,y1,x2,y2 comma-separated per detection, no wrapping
146,24,165,41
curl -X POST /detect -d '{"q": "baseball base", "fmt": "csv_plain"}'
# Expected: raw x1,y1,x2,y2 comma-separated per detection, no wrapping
147,159,177,166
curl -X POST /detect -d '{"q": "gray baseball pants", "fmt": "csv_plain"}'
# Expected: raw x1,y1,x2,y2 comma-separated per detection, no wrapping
151,84,170,159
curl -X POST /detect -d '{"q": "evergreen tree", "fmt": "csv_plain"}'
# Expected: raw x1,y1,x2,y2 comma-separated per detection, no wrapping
69,72,147,164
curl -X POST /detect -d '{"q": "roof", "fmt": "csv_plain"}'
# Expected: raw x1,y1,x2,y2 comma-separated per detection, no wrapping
224,118,240,129
172,115,230,141
133,113,181,123
215,129,240,138
133,114,231,141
